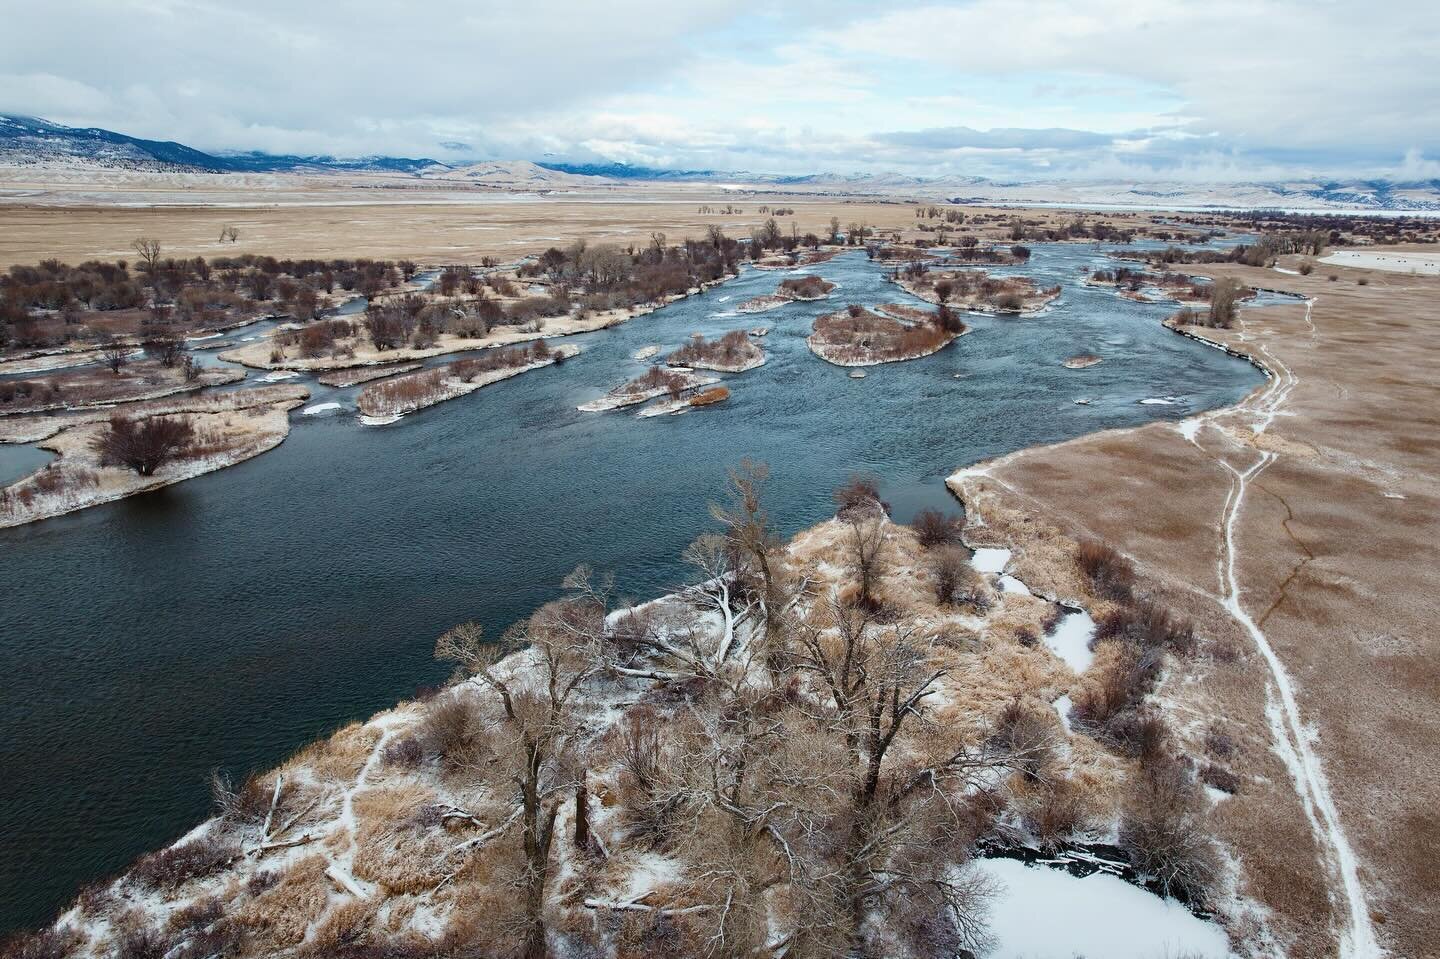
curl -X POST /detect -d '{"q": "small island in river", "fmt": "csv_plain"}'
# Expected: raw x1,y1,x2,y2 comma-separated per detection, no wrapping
892,265,1061,315
807,303,968,367
665,330,765,373
357,341,579,425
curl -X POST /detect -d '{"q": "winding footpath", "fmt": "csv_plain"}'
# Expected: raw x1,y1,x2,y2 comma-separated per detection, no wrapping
1194,298,1382,959
949,281,1423,955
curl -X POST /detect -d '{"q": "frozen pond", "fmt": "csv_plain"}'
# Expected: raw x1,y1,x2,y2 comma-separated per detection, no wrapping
977,858,1230,958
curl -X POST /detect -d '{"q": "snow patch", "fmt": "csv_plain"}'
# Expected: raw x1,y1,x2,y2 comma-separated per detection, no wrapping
1047,608,1096,673
1053,695,1073,733
301,402,342,416
970,547,1011,574
976,858,1229,959
998,575,1031,596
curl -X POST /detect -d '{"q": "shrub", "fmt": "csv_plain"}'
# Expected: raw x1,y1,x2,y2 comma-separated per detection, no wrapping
416,694,488,772
1019,776,1090,851
990,697,1054,779
130,835,238,890
1095,601,1197,657
1204,726,1235,758
930,546,989,611
1102,707,1171,762
0,927,82,959
1119,758,1220,902
1075,539,1134,601
382,736,423,769
1199,763,1240,794
115,927,169,959
912,507,962,547
993,291,1024,312
1207,277,1243,328
1070,643,1159,728
833,473,887,517
1297,260,1314,276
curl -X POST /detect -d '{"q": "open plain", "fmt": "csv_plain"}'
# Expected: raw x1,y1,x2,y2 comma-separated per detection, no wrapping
952,255,1440,956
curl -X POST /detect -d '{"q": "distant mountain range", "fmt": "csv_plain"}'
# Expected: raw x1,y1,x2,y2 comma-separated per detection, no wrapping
4,113,1439,211
0,114,440,174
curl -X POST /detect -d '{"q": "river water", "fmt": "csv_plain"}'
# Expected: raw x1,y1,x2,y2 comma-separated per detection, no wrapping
0,243,1264,933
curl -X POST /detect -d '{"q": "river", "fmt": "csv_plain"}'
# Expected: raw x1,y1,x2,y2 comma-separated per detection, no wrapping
0,243,1265,933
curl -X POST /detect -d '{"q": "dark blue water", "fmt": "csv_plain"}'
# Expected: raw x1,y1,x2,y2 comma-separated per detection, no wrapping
0,245,1264,933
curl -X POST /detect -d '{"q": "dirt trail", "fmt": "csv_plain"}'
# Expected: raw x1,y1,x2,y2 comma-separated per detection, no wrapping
950,262,1440,957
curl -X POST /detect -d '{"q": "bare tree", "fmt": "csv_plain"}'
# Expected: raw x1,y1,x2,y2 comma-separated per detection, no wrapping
132,237,162,284
144,335,185,368
91,415,195,476
710,458,780,602
843,509,889,609
791,599,1004,955
1119,757,1220,902
99,337,130,374
434,585,605,959
1208,277,1243,328
219,225,240,244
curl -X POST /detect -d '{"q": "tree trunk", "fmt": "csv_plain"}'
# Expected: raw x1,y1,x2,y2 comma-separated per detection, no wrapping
573,775,589,852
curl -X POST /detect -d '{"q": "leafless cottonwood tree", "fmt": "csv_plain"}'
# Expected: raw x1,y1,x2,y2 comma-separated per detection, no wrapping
1208,277,1243,328
434,581,606,959
219,225,240,244
710,458,802,663
132,237,162,285
843,507,889,610
788,599,1012,956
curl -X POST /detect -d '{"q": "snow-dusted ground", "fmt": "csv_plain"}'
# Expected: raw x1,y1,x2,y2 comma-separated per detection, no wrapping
1319,250,1440,275
976,858,1229,959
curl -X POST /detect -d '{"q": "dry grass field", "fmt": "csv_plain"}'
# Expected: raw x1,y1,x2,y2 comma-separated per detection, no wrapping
951,253,1440,957
0,175,1203,270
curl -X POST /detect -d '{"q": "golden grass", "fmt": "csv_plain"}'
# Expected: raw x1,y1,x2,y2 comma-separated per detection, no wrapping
232,854,330,950
351,783,450,894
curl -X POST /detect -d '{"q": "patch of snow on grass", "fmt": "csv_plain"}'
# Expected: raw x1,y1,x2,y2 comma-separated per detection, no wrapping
999,575,1031,595
971,548,1011,574
1047,608,1096,673
1053,694,1073,733
976,858,1229,959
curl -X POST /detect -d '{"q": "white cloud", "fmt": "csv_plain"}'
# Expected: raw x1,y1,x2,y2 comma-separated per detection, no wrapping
0,0,1436,180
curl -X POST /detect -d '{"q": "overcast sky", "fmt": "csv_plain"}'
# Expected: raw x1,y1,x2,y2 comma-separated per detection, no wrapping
3,0,1437,180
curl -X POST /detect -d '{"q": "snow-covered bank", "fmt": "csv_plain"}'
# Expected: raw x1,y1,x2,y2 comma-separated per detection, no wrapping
0,387,308,528
357,345,578,426
1319,249,1440,274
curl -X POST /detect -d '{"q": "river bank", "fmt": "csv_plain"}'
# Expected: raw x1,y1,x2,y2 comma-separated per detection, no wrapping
217,276,736,374
946,251,1440,956
356,344,579,425
13,492,1236,959
0,385,308,528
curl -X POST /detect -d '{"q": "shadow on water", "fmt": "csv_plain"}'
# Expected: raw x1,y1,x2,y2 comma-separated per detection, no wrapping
0,244,1264,932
